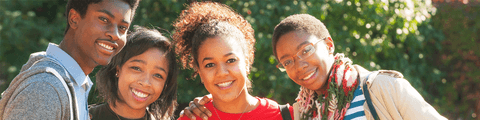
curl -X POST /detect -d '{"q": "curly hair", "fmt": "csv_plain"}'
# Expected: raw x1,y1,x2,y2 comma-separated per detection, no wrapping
172,1,255,73
272,14,331,60
95,26,178,119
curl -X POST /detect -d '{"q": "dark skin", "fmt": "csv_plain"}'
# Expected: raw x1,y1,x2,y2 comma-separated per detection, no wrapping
59,0,132,75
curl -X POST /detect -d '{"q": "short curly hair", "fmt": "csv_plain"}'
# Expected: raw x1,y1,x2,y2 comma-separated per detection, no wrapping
95,26,178,119
173,1,255,73
272,14,331,60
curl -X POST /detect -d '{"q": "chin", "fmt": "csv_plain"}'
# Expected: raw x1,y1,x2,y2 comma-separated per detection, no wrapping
95,58,110,66
215,93,239,102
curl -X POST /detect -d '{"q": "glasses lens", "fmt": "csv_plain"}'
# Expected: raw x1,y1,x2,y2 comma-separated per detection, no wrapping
298,45,315,59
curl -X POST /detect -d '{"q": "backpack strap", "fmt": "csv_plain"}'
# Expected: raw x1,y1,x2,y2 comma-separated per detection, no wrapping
39,58,78,120
279,104,292,120
363,73,379,120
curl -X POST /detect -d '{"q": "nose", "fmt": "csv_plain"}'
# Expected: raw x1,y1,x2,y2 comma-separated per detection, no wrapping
137,75,152,87
294,58,308,71
215,63,229,78
106,24,121,41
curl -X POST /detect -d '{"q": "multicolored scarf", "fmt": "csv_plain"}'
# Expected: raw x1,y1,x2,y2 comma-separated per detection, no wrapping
296,53,359,120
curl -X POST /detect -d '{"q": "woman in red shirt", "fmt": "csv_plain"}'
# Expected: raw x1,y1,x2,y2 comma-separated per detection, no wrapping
173,2,293,120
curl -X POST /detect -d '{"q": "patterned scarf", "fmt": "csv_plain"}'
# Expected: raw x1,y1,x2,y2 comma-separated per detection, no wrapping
296,53,359,120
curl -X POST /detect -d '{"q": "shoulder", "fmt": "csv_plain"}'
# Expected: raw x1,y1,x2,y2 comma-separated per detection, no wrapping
258,97,280,110
370,70,409,88
2,74,70,119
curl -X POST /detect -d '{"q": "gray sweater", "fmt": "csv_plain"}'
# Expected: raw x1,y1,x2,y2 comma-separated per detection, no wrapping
0,52,75,120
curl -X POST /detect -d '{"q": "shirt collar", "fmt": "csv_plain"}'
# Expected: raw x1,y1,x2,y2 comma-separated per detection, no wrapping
46,43,93,90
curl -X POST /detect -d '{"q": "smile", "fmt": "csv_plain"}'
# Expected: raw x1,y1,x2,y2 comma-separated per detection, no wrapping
132,89,149,98
216,80,234,89
301,68,317,81
98,42,114,50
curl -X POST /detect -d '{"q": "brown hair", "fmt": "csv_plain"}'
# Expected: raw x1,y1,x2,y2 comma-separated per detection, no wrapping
173,1,255,72
172,1,255,89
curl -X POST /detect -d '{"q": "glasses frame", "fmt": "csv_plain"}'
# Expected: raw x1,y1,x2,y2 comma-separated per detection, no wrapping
276,37,326,72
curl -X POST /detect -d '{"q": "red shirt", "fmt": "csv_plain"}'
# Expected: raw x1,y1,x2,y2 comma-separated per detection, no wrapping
178,97,294,120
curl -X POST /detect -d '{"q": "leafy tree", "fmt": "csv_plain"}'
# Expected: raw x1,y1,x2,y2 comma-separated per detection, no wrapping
2,0,476,119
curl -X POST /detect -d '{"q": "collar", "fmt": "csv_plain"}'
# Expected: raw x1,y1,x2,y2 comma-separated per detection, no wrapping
46,43,93,91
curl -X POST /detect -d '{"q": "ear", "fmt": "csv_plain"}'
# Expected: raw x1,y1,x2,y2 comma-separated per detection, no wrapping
68,9,80,30
193,65,204,83
324,37,335,54
115,66,120,77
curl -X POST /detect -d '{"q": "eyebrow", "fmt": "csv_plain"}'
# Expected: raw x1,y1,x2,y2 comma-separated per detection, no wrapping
131,59,166,73
130,59,145,64
97,9,130,24
155,66,166,73
201,53,235,63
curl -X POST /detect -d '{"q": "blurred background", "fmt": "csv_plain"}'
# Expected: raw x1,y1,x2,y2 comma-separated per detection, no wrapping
0,0,478,119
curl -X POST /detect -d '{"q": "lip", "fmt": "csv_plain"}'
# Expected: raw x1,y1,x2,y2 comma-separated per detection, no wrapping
215,80,235,90
96,40,119,56
299,68,318,85
131,88,149,102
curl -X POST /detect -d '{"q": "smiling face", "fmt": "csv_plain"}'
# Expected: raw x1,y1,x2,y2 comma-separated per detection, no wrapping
196,36,249,103
116,48,169,110
70,0,132,67
275,31,335,93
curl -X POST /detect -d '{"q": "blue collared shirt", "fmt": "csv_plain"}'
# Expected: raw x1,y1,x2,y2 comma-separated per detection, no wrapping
46,43,93,120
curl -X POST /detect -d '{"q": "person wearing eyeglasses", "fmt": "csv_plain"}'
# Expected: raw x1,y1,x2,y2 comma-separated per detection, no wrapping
182,14,446,120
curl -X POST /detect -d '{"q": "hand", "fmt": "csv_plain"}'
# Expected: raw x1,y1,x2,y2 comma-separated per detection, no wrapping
179,94,213,120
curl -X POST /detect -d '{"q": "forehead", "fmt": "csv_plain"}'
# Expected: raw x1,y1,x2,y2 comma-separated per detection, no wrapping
199,36,244,56
276,31,314,49
275,31,319,58
128,48,169,70
87,0,133,19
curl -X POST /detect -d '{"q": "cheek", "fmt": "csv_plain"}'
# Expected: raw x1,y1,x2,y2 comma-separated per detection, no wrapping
118,71,136,88
153,81,166,97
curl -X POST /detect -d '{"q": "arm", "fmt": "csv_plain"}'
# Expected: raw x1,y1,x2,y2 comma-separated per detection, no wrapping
3,74,69,120
179,94,213,120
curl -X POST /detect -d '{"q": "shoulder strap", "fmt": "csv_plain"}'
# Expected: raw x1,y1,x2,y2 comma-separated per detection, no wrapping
363,73,379,120
279,104,292,120
38,58,78,120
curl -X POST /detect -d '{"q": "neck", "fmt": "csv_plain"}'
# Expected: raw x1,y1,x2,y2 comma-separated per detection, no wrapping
59,34,95,75
212,89,259,114
110,101,146,119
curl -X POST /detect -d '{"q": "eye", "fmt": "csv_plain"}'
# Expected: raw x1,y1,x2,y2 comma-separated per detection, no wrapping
226,58,237,63
205,63,215,68
130,66,141,71
119,26,128,32
302,46,313,55
282,60,293,67
154,73,164,79
99,16,108,23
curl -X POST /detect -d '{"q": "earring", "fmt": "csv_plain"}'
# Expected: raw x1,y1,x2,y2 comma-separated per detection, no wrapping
115,73,118,77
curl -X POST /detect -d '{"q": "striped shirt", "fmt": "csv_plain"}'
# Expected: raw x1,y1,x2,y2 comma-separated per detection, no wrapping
343,85,366,120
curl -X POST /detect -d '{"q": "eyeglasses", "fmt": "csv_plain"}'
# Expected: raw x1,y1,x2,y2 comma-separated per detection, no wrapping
276,38,325,72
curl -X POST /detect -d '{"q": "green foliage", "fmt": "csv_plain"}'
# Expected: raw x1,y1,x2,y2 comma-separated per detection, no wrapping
2,0,474,119
0,0,67,89
430,3,480,119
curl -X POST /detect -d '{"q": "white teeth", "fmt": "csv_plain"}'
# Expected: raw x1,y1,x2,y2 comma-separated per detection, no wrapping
302,71,315,80
98,43,113,50
132,89,148,98
217,81,233,87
